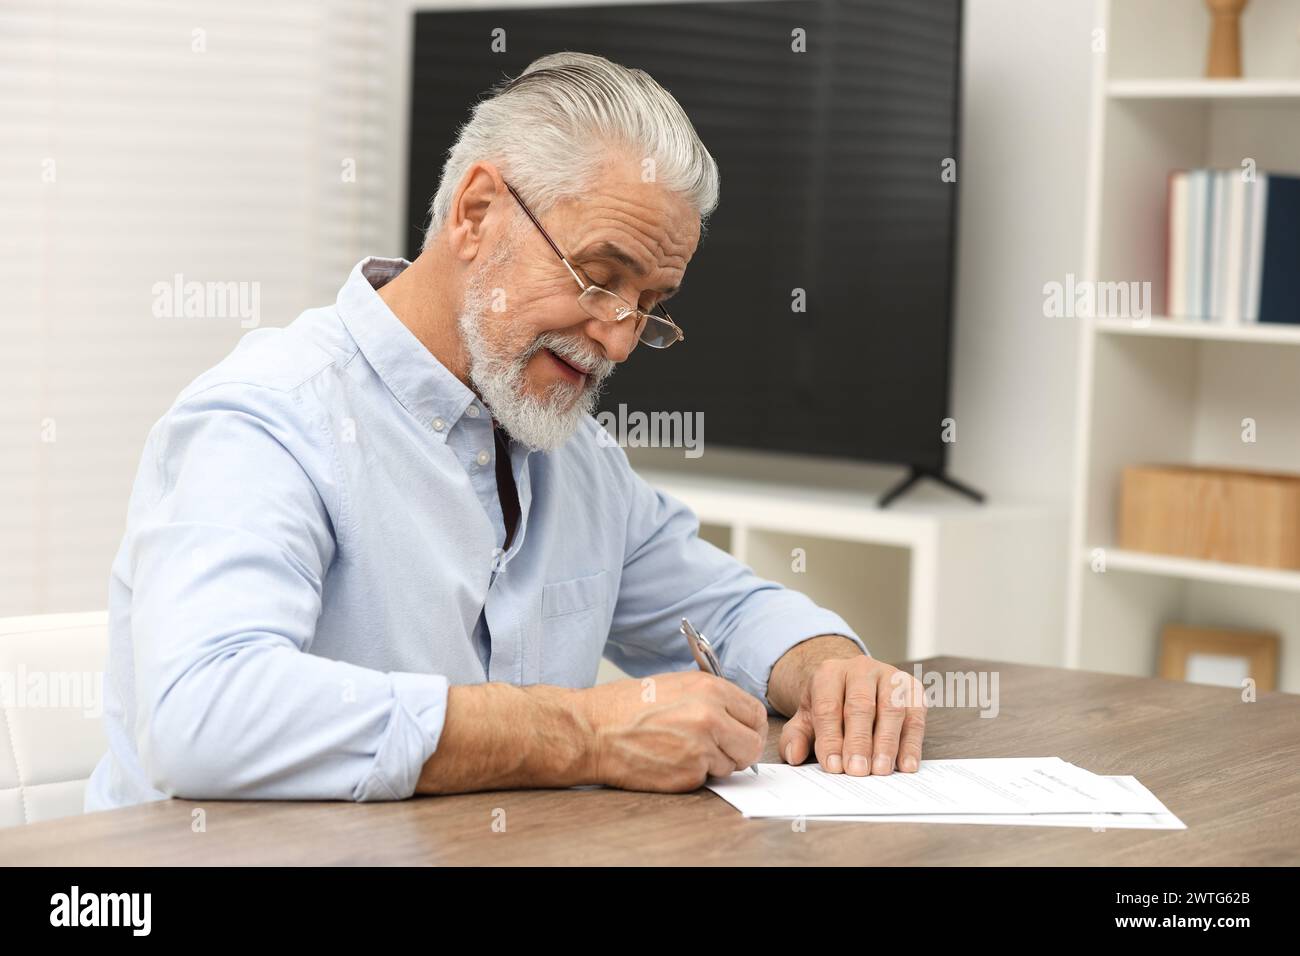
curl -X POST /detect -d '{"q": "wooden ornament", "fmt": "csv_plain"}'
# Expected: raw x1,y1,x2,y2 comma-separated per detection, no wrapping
1205,0,1249,78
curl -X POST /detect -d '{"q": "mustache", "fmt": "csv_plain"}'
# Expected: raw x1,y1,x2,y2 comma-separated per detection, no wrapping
527,330,615,383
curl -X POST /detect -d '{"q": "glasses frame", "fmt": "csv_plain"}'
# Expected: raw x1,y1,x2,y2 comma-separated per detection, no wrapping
503,181,685,349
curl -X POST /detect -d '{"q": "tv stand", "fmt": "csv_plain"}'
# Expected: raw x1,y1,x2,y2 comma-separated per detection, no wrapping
612,468,1063,669
878,466,985,509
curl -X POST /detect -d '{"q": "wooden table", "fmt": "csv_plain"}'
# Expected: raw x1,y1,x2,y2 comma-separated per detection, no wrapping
4,657,1298,865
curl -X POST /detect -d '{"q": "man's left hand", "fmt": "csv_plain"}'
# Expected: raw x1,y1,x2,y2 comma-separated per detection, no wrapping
768,638,926,776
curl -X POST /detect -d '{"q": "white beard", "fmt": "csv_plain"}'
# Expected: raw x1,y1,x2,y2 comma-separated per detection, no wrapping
456,240,615,452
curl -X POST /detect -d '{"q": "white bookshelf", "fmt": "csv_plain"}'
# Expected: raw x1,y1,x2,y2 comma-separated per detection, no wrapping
1066,0,1300,692
1093,548,1300,594
1095,315,1300,345
1107,78,1300,100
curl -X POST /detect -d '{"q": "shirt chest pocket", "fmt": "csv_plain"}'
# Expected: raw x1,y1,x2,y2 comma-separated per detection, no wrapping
540,570,610,687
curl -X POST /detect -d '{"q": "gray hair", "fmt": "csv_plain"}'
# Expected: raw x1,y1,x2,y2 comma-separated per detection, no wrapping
424,51,719,250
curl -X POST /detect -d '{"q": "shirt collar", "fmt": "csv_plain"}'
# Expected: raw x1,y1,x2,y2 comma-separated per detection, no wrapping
337,256,480,439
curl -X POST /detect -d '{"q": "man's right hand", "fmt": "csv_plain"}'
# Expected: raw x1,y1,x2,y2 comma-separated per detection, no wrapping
575,671,768,792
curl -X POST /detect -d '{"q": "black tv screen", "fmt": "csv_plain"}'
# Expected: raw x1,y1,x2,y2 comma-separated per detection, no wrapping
407,0,962,470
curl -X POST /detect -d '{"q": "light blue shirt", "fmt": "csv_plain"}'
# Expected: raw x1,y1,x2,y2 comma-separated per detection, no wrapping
86,257,865,811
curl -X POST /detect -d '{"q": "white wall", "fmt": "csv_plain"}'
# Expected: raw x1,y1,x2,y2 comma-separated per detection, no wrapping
946,0,1093,508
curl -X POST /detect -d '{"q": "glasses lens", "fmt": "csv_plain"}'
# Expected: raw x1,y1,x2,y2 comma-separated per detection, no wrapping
578,286,628,322
639,314,680,349
578,287,680,349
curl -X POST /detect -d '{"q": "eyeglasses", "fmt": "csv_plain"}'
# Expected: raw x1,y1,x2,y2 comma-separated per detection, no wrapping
504,181,685,349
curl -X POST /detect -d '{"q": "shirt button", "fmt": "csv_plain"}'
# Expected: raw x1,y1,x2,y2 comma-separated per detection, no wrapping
432,417,446,432
465,403,480,418
476,449,490,467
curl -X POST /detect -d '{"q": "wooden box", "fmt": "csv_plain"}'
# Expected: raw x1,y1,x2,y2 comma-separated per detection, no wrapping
1118,465,1300,569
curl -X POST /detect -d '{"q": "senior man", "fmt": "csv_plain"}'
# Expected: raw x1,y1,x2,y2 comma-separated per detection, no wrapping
87,52,926,810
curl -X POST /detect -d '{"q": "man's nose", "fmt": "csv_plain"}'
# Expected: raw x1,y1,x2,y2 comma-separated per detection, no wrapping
582,314,639,365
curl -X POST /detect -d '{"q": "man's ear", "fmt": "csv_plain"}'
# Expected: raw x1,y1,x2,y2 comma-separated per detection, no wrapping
447,162,505,264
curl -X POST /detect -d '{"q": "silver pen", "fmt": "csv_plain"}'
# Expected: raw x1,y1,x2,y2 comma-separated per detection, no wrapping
679,617,760,776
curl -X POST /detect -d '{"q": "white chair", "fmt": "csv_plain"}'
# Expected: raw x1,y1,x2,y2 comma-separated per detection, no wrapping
0,611,109,828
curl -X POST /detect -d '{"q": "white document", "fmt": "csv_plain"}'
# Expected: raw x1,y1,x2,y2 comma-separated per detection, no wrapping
706,758,1169,818
805,776,1185,830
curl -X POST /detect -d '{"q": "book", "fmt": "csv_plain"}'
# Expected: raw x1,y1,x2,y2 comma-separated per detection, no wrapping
1242,175,1267,322
1167,171,1187,319
1258,174,1300,325
1165,169,1299,325
1221,173,1245,325
1188,170,1207,320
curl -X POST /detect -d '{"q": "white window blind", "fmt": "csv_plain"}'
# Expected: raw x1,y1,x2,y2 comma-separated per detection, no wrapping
0,0,402,614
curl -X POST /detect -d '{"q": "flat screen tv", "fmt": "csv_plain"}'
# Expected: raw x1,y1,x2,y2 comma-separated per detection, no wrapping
407,0,964,483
